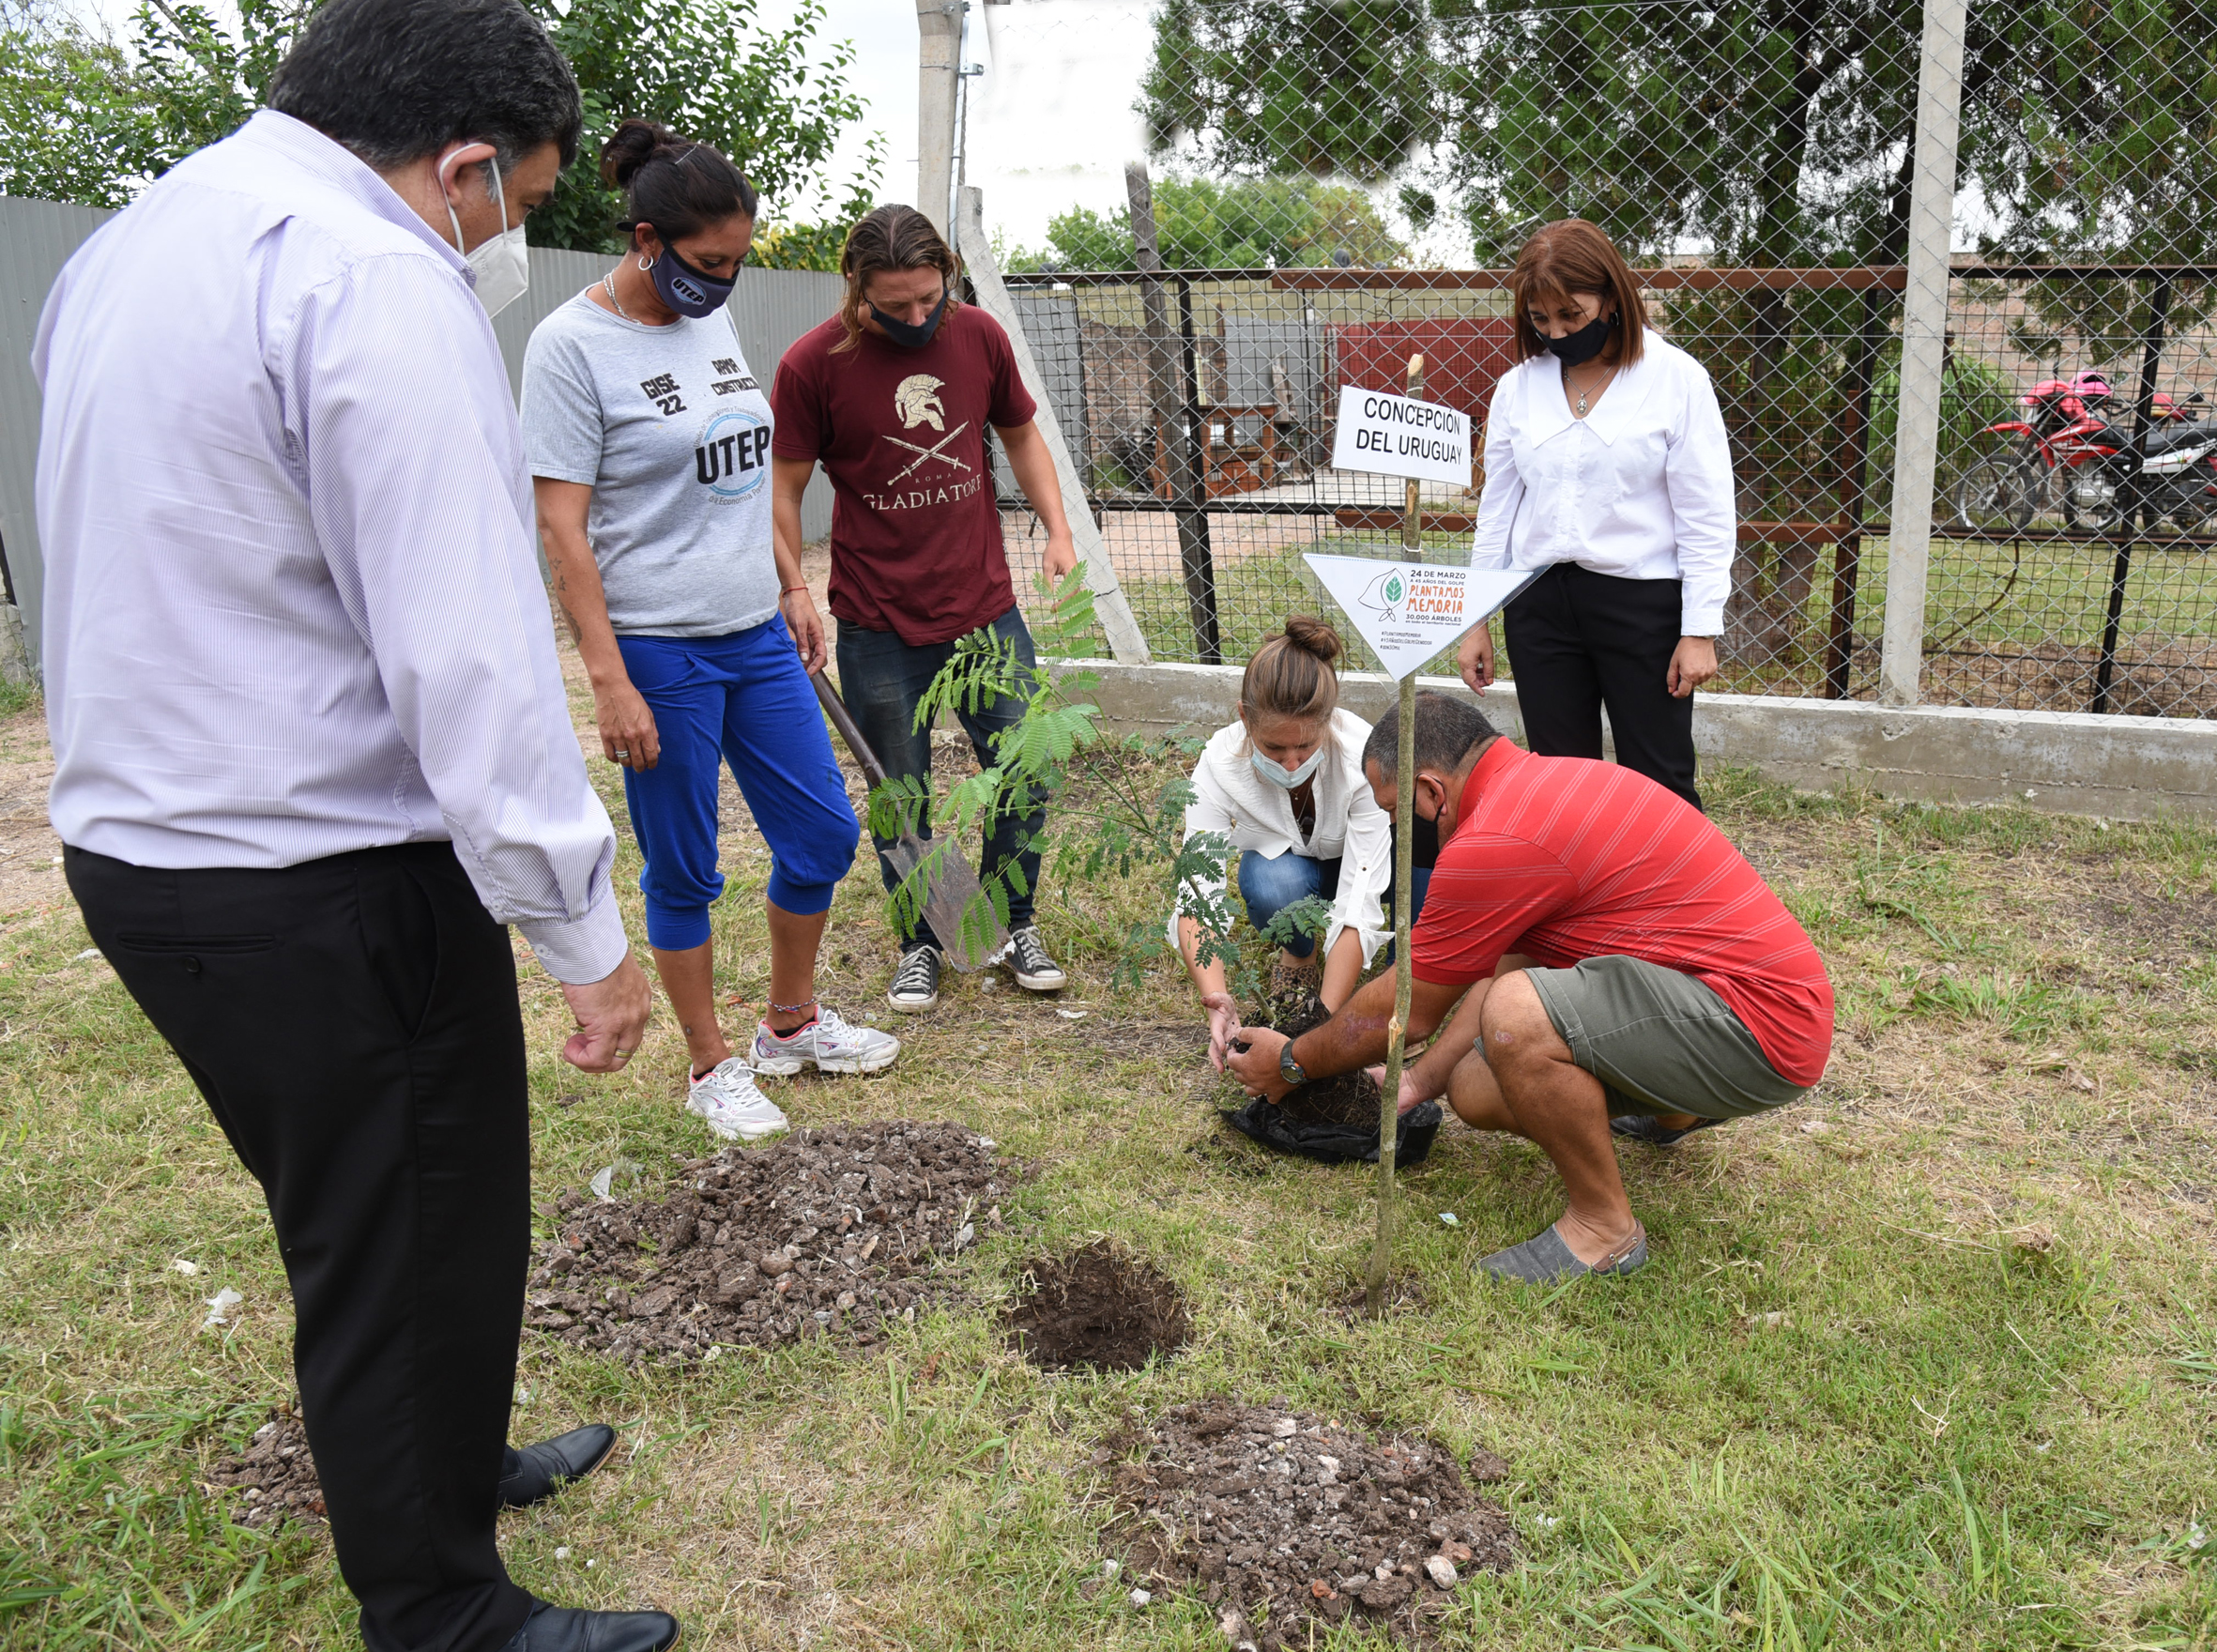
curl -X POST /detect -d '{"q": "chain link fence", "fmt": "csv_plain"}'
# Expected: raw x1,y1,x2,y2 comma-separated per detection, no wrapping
977,0,2217,719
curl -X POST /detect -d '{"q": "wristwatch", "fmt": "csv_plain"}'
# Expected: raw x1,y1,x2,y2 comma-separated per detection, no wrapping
1278,1040,1307,1088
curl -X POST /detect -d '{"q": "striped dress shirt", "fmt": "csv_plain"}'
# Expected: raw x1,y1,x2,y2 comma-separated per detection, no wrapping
32,110,627,984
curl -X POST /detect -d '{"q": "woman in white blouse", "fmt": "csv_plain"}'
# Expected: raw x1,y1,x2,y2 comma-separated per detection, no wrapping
1173,620,1401,1068
1458,219,1735,809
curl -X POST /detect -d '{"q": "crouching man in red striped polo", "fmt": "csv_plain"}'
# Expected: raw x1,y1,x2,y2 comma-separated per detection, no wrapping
1226,691,1834,1284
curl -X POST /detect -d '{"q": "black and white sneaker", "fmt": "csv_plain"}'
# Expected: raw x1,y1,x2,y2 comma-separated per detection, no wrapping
887,944,942,1014
994,924,1066,992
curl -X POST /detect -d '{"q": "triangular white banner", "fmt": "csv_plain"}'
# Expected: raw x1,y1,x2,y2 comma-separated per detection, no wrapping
1304,556,1536,681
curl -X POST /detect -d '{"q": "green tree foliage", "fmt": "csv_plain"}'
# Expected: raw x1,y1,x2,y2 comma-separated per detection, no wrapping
0,0,880,263
1143,0,2217,268
0,3,148,206
1008,175,1405,272
529,0,879,255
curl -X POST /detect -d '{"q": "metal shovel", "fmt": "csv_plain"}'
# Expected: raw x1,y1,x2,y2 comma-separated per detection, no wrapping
811,671,1009,972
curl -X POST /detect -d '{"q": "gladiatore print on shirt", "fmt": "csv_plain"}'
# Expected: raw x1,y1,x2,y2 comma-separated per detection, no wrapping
772,306,1038,646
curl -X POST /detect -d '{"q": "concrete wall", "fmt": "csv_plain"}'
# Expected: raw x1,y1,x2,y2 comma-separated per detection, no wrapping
1063,660,2217,820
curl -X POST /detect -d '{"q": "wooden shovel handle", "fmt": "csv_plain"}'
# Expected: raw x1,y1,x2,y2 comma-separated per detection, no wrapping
810,671,891,790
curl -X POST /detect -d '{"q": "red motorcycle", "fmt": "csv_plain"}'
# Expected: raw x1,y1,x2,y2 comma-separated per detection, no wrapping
1954,371,2217,532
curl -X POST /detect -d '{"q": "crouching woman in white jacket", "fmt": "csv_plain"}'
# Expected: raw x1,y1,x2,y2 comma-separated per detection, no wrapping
1171,619,1402,1068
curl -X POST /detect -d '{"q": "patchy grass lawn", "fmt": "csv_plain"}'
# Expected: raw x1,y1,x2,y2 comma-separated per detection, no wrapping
2,669,2214,1650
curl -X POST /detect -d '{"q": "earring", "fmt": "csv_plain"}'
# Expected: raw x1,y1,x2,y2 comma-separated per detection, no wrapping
635,253,653,272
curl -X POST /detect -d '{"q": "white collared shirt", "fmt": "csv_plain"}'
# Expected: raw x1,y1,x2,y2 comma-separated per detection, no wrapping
1468,329,1736,635
1168,710,1395,965
33,111,627,984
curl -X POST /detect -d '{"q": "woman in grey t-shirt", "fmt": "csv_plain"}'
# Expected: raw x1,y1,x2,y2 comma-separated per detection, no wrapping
522,119,897,1141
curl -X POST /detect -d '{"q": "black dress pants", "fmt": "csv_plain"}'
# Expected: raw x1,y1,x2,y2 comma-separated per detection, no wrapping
66,840,535,1652
1502,561,1703,810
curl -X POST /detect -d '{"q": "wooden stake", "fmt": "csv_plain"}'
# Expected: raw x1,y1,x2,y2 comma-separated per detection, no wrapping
1366,352,1425,1320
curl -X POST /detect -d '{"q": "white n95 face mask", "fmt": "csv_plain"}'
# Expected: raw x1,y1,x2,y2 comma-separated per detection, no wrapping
444,149,530,318
1251,746,1326,790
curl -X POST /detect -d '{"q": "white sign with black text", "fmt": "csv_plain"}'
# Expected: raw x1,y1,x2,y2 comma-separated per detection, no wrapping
1305,556,1536,681
1328,386,1472,486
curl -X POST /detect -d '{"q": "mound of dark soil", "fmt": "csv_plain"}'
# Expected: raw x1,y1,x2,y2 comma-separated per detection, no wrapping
527,1122,1019,1363
207,1408,325,1527
1003,1240,1190,1372
1252,994,1383,1128
1103,1400,1514,1650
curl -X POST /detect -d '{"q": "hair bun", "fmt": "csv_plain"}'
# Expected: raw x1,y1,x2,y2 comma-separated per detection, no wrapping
1281,615,1343,665
601,117,676,189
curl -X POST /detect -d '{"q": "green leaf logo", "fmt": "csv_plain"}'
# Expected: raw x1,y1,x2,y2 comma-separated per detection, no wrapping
1384,574,1404,604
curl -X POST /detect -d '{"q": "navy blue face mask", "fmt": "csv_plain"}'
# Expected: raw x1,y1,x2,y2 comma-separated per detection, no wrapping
648,238,736,319
870,286,951,348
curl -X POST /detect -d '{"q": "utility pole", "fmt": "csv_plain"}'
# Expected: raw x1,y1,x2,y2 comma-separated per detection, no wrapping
915,0,960,236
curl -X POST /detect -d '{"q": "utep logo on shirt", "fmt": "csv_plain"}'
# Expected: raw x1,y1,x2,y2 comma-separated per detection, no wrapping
696,409,771,498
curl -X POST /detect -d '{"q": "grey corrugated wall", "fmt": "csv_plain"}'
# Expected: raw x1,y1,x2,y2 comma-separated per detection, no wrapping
0,193,846,668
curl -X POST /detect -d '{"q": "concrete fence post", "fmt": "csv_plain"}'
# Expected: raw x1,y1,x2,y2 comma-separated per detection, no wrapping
1878,0,1969,707
915,0,960,237
958,186,1153,665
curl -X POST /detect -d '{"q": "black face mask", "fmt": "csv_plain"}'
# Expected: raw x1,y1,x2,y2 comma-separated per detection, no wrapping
1546,310,1617,367
870,286,951,348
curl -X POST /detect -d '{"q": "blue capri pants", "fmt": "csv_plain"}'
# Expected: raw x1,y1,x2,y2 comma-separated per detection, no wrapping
616,619,859,951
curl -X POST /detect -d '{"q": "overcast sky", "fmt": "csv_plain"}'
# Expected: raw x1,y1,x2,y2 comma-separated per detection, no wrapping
761,0,1158,253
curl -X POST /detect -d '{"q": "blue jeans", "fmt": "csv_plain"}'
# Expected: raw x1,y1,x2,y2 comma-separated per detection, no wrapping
1237,851,1340,957
617,619,859,951
1237,851,1431,959
834,605,1046,948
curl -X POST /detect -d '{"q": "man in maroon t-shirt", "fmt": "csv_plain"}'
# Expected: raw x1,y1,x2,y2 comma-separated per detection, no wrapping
772,205,1078,1016
1228,691,1834,1285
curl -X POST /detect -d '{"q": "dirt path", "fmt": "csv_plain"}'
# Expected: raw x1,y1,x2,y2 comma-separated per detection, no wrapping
0,703,64,921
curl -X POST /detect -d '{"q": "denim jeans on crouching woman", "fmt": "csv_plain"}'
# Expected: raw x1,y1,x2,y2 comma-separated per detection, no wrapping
1237,849,1432,957
835,605,1045,951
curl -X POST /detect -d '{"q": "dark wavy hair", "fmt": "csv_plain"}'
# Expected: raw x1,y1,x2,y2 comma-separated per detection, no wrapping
268,0,580,175
602,118,757,251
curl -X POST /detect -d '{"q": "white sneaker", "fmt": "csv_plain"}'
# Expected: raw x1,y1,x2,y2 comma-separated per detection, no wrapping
751,1004,902,1076
685,1058,788,1140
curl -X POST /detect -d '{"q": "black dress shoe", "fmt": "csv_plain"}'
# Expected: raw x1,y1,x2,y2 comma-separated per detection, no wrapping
499,1602,680,1651
498,1423,619,1509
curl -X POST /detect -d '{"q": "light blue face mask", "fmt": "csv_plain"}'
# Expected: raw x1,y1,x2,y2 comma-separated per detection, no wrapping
1250,746,1326,790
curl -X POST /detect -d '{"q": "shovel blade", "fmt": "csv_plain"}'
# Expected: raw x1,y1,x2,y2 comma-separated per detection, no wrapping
884,833,1007,972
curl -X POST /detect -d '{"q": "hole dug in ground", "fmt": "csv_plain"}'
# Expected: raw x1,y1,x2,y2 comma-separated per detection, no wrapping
1003,1239,1192,1373
1102,1400,1514,1650
528,1121,1021,1362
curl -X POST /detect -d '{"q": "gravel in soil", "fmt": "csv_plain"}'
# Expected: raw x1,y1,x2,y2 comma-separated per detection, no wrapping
206,1408,325,1527
1102,1400,1514,1650
1004,1239,1191,1372
527,1122,1019,1363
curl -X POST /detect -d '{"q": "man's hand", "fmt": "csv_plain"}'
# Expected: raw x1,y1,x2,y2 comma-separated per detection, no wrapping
1224,1026,1293,1101
1365,1063,1435,1115
1667,635,1720,697
1200,990,1241,1071
781,587,827,673
1043,534,1078,582
595,680,660,771
1458,625,1496,693
559,953,652,1073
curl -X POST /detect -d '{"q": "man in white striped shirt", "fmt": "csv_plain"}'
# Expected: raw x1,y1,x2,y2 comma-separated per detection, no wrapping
33,3,674,1648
